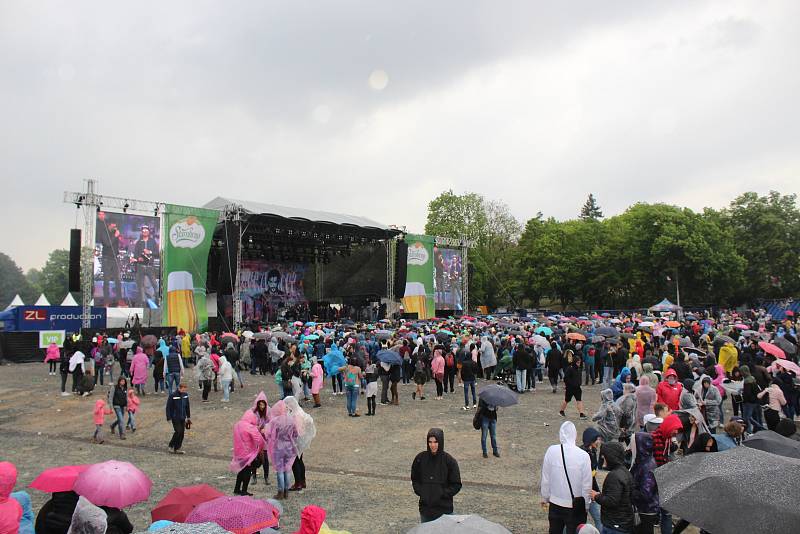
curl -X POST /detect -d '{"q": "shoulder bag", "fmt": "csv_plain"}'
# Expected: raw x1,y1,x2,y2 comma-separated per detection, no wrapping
560,445,587,521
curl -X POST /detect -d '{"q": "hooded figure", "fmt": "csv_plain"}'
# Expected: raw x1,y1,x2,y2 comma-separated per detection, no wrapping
699,376,723,430
10,491,34,534
656,368,683,410
231,410,267,473
594,442,635,533
411,428,462,522
130,347,149,386
66,496,107,534
652,414,684,466
293,505,326,534
479,337,497,370
0,462,22,534
35,491,80,534
611,368,631,400
629,432,659,516
635,376,657,427
615,382,638,439
592,389,622,443
640,362,659,387
252,391,270,431
676,380,711,436
284,396,316,456
265,400,299,473
540,421,592,528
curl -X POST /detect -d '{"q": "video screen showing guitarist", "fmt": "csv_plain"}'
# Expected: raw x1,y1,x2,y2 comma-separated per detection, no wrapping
131,224,160,306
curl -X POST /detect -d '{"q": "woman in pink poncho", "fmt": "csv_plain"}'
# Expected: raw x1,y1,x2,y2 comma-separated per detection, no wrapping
130,347,149,395
251,391,271,486
44,342,60,375
265,400,298,500
310,359,324,407
231,410,266,496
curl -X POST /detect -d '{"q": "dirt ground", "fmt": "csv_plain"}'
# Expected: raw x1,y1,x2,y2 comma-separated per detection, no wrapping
0,363,616,533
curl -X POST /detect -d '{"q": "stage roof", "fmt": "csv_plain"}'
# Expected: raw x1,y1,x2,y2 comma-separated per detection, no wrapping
203,196,393,231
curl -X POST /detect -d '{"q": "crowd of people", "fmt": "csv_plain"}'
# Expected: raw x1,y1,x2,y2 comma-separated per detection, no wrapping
8,306,798,532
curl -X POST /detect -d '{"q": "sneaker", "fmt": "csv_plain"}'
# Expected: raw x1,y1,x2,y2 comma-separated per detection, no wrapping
493,451,501,458
473,404,477,409
559,410,566,417
61,392,71,397
462,406,469,410
420,396,426,400
174,449,185,454
412,392,416,400
353,413,361,417
580,413,587,420
380,401,390,405
482,452,488,458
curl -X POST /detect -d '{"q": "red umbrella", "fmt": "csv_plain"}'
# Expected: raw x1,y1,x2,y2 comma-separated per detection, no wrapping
29,464,92,493
186,496,279,534
759,341,786,360
151,484,226,523
785,310,794,316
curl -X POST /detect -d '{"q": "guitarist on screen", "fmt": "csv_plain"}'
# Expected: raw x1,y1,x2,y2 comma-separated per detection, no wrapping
131,224,160,306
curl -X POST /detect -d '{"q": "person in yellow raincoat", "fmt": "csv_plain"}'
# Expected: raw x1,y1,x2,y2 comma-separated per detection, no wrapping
181,334,192,362
718,343,738,375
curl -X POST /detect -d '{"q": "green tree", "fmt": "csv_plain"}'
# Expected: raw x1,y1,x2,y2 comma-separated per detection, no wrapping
424,190,487,240
0,252,37,307
580,193,603,221
722,191,800,301
37,249,71,304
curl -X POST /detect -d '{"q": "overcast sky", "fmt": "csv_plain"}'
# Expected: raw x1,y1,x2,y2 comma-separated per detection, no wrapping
2,1,798,271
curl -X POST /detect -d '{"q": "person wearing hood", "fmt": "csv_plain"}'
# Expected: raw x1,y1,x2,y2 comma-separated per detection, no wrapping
231,410,266,496
740,365,765,433
629,433,659,534
196,349,215,402
411,428,462,523
218,355,234,402
251,391,271,486
656,369,682,411
611,368,632,401
541,421,592,533
639,363,659,387
635,376,657,429
125,388,140,433
698,376,722,432
593,389,622,444
35,491,80,534
10,490,33,534
265,400,299,500
285,396,316,491
69,348,86,394
580,427,603,529
0,461,22,534
590,442,634,534
616,383,638,443
676,379,711,439
130,347,149,396
479,337,497,379
67,496,109,534
224,342,244,390
45,342,60,375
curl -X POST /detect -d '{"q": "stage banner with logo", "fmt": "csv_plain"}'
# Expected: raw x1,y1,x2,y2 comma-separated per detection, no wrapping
161,204,219,332
402,234,435,319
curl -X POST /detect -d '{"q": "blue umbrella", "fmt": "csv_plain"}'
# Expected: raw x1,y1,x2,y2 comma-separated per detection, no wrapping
305,321,317,327
478,384,519,407
376,349,402,366
535,326,553,336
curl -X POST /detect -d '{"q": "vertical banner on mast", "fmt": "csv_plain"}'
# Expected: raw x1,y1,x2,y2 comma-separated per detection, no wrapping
161,205,219,332
401,234,435,319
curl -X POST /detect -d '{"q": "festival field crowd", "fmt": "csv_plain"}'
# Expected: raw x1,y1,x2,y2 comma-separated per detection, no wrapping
2,305,799,533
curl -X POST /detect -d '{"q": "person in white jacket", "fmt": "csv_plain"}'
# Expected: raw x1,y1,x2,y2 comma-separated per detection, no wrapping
218,356,234,402
540,421,592,534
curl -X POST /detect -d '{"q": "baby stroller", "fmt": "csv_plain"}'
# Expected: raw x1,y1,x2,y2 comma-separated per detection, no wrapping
494,353,516,390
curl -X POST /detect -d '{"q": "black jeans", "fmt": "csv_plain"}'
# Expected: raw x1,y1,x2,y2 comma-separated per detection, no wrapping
49,361,57,373
169,419,185,450
60,372,69,392
380,375,390,403
201,380,211,400
548,503,585,534
71,369,83,392
291,454,305,485
434,378,444,397
445,367,456,392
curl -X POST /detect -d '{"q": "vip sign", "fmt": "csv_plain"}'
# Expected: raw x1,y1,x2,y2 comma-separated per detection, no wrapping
39,330,66,348
407,242,430,266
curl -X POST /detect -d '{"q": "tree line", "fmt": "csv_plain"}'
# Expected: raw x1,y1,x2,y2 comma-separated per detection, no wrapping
425,190,800,311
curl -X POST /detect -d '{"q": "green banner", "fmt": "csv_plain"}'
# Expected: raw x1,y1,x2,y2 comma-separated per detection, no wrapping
162,204,219,332
402,234,435,319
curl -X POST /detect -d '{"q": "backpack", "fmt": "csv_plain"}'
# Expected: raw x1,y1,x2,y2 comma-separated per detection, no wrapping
446,353,455,368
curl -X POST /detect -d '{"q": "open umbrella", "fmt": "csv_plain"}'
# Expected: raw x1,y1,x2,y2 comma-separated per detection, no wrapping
534,326,553,336
566,332,586,342
774,336,797,355
620,332,636,339
241,331,254,339
665,320,681,328
681,347,707,357
733,323,749,330
713,335,736,345
29,464,92,493
477,384,518,407
595,327,619,338
374,330,394,340
743,430,800,459
406,514,512,533
252,332,270,340
759,341,786,360
151,484,226,523
140,523,233,534
678,337,694,348
186,496,279,534
590,335,605,344
770,358,800,376
639,321,655,328
73,460,152,509
140,335,158,349
219,333,239,344
654,446,800,533
376,350,403,366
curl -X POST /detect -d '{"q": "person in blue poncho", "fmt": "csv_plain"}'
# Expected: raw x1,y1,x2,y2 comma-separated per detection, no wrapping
611,367,632,400
323,344,346,395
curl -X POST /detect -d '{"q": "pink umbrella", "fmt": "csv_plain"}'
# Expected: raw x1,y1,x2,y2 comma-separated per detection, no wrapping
186,496,279,534
758,341,786,360
73,460,152,509
29,464,92,493
771,359,800,375
734,323,749,330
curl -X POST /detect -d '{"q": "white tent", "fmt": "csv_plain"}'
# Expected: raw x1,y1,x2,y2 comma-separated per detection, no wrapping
648,298,682,312
61,293,79,306
5,294,24,309
34,294,51,306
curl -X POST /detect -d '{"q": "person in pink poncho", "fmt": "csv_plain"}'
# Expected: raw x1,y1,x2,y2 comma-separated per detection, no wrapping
126,388,140,432
310,358,324,408
265,400,299,501
0,461,22,534
92,398,112,444
130,347,149,396
251,391,271,485
231,410,266,496
44,342,60,375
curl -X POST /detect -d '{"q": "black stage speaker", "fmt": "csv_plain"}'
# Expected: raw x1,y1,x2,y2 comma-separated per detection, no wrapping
394,240,408,298
69,229,81,293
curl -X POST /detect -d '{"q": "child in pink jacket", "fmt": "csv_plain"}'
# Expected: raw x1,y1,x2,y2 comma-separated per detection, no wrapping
126,388,140,433
93,399,112,443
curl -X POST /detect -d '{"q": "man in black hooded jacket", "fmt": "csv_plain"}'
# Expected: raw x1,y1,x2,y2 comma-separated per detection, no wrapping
411,428,462,523
591,441,635,533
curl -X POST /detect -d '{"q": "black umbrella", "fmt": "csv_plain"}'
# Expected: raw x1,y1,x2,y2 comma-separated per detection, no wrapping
713,335,736,345
595,326,619,338
654,446,800,533
774,336,797,355
742,430,800,459
620,332,635,339
477,384,518,407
